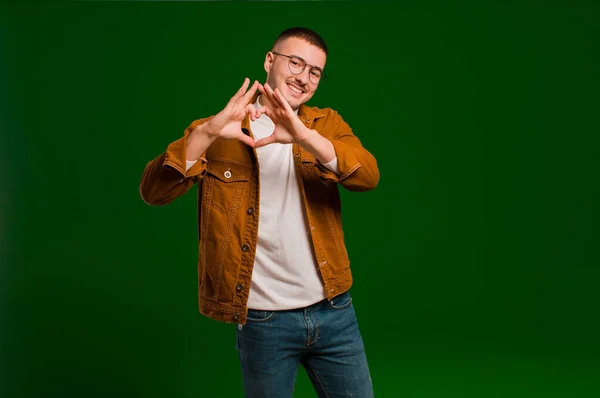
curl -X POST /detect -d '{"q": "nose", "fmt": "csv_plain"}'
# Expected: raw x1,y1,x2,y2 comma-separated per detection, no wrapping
294,69,310,85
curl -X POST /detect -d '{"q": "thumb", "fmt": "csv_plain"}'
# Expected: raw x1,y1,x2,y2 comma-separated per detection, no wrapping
255,134,277,148
236,132,256,148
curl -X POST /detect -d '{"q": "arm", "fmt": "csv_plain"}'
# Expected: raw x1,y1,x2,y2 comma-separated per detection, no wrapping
139,119,213,206
255,83,378,192
300,112,380,192
140,77,261,206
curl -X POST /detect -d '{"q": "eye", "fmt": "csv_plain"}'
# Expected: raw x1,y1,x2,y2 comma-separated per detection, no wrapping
290,59,303,67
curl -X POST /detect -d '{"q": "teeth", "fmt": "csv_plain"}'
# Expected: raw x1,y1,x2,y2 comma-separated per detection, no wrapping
287,84,302,94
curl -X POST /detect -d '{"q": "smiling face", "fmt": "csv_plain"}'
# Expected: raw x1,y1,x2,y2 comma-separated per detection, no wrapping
263,37,327,111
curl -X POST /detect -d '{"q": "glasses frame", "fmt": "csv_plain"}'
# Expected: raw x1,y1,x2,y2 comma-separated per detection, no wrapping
272,51,327,84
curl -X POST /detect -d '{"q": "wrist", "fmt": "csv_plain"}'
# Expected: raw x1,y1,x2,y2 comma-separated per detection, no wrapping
296,128,336,164
195,122,220,138
295,127,317,147
186,123,219,161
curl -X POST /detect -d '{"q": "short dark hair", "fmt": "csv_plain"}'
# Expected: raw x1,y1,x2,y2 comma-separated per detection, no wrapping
273,27,328,55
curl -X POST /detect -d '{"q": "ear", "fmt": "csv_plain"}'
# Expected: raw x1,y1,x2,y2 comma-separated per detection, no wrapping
264,51,274,74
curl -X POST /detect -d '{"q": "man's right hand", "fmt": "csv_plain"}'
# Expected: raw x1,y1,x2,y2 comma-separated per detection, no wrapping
200,78,266,146
186,78,265,161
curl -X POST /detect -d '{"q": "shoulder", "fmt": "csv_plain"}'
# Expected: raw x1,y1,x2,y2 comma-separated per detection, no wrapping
300,104,345,124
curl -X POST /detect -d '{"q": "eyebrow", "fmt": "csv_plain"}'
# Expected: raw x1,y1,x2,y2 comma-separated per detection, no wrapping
292,54,325,70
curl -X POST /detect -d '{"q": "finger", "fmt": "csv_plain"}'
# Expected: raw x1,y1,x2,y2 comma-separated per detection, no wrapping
261,83,278,105
237,77,250,96
268,86,288,111
241,80,259,104
264,82,276,99
245,104,257,121
236,132,256,148
258,83,274,105
256,106,270,119
272,88,291,110
228,77,250,105
255,134,277,148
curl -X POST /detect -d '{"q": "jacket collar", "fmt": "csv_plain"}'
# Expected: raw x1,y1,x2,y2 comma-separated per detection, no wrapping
299,103,326,121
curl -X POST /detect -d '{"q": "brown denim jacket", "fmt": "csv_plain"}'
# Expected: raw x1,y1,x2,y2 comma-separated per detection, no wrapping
139,98,379,324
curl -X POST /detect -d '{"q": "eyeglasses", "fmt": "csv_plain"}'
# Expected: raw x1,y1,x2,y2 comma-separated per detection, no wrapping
272,52,326,84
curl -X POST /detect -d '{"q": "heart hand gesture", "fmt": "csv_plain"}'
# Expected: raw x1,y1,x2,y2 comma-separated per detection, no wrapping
202,78,267,147
254,83,310,148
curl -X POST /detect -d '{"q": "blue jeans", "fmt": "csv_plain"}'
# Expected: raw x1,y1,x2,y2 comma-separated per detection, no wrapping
235,290,374,397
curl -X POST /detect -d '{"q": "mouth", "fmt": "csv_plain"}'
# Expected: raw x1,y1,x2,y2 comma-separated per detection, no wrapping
286,82,305,97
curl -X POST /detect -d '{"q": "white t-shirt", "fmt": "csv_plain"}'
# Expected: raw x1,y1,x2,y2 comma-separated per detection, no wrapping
186,96,338,310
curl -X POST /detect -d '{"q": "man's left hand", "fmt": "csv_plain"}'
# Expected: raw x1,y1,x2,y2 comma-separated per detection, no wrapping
254,83,310,148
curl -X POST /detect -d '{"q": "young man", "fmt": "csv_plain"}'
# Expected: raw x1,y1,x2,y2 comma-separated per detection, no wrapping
140,27,379,397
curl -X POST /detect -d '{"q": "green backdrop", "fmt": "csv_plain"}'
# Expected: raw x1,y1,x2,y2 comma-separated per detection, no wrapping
2,1,599,397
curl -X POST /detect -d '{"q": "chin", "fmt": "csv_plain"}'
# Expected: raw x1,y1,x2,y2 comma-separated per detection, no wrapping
287,97,303,110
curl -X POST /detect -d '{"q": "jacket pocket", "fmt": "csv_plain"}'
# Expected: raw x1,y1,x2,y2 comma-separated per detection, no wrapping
203,160,250,212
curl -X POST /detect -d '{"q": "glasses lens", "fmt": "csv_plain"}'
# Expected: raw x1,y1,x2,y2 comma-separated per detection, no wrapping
309,68,323,84
287,55,324,84
288,57,305,74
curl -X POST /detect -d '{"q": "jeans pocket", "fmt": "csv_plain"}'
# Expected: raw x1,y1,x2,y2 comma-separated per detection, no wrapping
245,309,275,322
328,290,353,310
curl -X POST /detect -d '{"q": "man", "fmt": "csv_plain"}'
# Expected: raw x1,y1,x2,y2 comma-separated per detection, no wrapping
140,27,379,397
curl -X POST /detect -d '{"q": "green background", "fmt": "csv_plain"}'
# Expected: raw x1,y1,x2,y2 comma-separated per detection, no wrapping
2,1,599,397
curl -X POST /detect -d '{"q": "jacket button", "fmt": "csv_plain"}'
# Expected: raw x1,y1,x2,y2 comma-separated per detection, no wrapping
233,313,240,322
247,207,254,215
241,244,249,252
236,283,244,292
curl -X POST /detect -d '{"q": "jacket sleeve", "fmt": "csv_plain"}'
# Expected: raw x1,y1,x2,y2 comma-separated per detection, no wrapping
315,111,380,192
139,118,210,206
